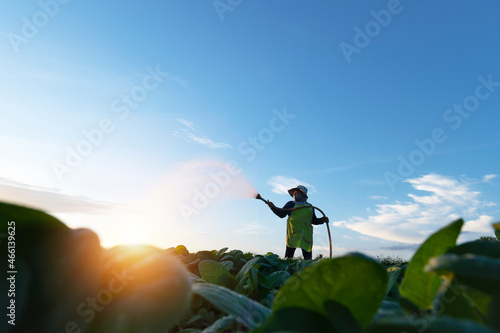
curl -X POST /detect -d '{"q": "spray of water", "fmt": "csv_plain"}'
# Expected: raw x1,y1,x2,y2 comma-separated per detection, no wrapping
137,158,259,224
167,158,258,199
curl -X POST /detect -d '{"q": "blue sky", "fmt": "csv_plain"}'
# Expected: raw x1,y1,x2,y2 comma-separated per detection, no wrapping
1,1,499,259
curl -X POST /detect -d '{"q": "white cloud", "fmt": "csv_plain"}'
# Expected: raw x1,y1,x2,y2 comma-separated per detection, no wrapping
483,174,499,183
173,119,231,149
463,215,495,234
177,118,196,130
0,176,114,214
267,176,316,195
335,174,495,244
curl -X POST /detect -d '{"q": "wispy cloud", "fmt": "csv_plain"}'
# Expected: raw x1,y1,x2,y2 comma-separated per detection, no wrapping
267,176,316,195
483,174,499,183
369,195,388,201
334,174,497,244
173,118,231,149
0,177,114,214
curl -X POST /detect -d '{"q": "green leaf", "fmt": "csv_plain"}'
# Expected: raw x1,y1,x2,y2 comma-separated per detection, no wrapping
0,202,68,257
324,300,363,333
367,316,499,333
266,271,291,289
197,250,216,262
463,286,493,319
220,260,234,271
192,283,271,329
432,276,485,323
201,315,235,333
447,240,500,259
176,245,189,256
257,306,335,333
425,253,500,296
198,260,236,289
385,267,401,296
273,252,388,328
236,256,260,281
494,223,500,241
221,254,234,261
247,266,259,292
216,247,228,259
94,246,193,332
399,219,463,309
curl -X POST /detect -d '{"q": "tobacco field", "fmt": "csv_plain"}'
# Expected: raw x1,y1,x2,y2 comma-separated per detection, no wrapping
2,201,500,333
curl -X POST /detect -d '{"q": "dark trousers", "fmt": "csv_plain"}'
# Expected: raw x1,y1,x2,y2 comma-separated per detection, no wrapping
285,246,312,260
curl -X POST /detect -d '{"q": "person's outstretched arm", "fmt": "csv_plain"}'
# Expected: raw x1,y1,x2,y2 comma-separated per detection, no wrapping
267,201,295,218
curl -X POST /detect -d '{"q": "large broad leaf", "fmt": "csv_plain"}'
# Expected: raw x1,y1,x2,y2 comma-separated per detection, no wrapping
447,240,500,259
199,260,236,289
367,316,499,333
324,300,363,333
192,282,271,330
257,300,363,333
399,219,463,309
0,202,68,257
425,253,500,297
431,276,485,323
266,271,291,289
273,252,388,328
92,246,193,332
0,202,100,332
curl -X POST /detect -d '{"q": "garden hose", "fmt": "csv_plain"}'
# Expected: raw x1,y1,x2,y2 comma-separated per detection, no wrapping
256,193,332,259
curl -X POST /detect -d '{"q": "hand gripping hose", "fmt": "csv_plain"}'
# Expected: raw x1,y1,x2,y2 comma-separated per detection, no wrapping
256,193,332,259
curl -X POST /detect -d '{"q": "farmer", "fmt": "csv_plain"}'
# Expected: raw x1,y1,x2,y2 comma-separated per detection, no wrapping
266,185,329,260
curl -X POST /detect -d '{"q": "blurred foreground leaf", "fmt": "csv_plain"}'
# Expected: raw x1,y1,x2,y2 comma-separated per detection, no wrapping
425,253,500,297
399,219,463,309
